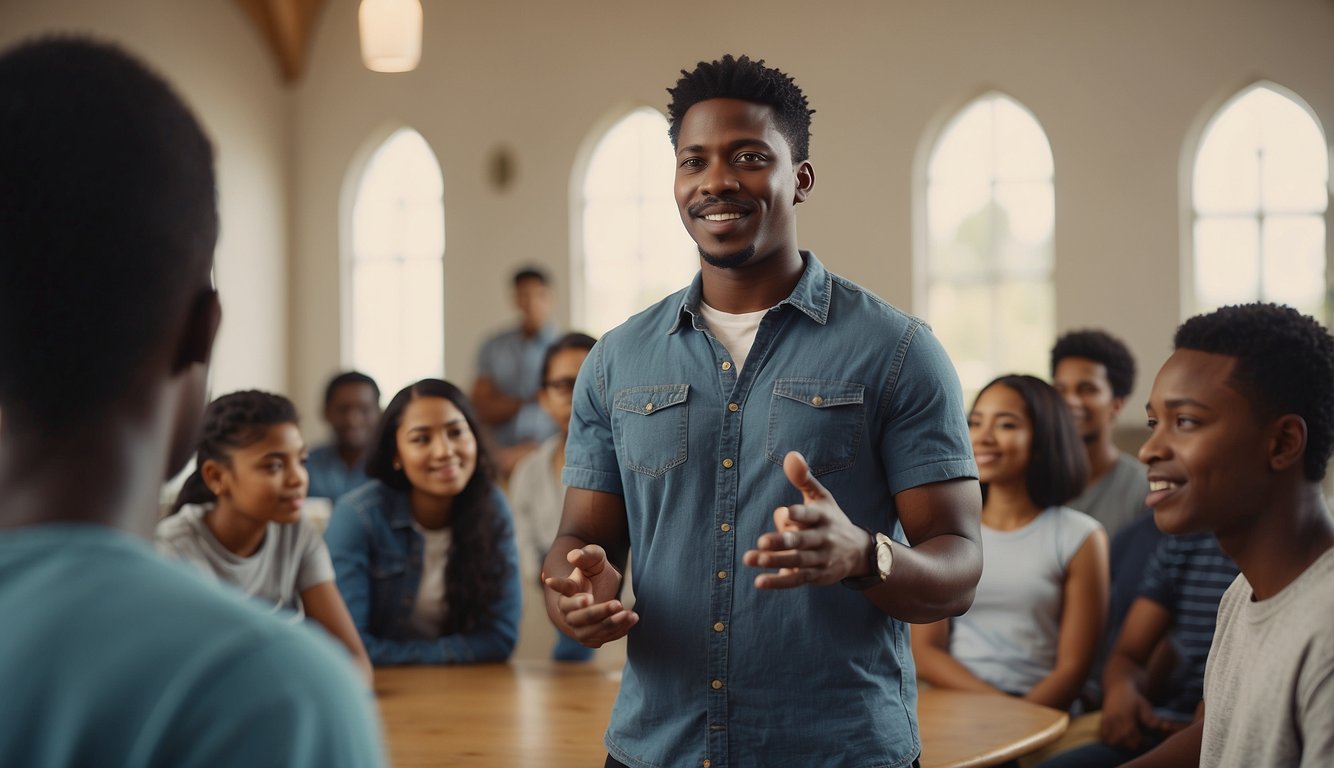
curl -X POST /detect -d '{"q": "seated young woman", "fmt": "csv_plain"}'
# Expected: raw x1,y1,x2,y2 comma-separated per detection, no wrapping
912,374,1110,712
325,378,521,665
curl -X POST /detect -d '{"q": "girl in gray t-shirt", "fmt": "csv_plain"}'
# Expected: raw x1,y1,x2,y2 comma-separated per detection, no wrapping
156,390,372,685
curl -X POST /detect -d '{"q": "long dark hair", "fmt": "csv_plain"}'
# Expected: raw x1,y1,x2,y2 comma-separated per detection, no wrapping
975,374,1088,509
172,390,300,513
366,378,507,635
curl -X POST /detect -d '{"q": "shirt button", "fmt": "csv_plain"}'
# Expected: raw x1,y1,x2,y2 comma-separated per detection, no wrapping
722,458,734,469
810,395,824,406
711,679,723,690
720,523,730,532
644,402,654,412
717,570,727,579
727,402,739,412
721,361,732,371
713,622,725,632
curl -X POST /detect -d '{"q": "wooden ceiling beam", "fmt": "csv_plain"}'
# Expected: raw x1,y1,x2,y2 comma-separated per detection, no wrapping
235,0,327,83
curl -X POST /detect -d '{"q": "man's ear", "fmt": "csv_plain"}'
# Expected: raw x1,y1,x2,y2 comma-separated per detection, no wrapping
1269,414,1308,474
173,288,221,373
1108,395,1126,419
794,161,815,204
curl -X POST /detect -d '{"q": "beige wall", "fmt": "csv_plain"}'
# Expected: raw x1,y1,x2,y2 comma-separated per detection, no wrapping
3,0,1332,438
291,0,1334,432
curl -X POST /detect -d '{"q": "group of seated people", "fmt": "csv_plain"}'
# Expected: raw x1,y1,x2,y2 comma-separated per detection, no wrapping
4,36,1332,768
150,302,1236,768
911,332,1241,767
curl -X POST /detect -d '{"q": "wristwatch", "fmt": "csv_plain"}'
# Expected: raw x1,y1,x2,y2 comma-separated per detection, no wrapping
842,531,894,590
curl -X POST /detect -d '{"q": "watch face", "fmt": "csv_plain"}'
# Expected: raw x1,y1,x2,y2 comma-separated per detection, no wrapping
874,534,893,579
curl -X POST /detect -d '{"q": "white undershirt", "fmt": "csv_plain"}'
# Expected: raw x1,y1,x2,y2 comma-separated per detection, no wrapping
699,301,768,374
410,521,451,639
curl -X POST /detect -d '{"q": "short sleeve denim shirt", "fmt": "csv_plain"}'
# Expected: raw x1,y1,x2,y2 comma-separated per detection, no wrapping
564,253,976,768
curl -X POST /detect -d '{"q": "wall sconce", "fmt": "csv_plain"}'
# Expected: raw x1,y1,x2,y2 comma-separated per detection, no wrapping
359,0,422,73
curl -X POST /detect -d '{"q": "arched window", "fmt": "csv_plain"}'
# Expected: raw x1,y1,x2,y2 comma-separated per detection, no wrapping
923,93,1056,397
347,127,444,395
1191,84,1328,319
575,107,696,337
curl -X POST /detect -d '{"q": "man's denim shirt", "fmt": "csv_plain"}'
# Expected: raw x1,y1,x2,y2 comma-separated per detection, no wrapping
564,253,976,768
325,481,522,666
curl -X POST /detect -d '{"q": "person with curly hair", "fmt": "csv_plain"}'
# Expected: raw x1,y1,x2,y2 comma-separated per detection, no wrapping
543,54,982,768
1051,329,1160,720
1126,303,1334,768
326,378,522,665
1051,329,1148,539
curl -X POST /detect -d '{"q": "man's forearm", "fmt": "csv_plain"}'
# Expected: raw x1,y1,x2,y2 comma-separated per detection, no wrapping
865,533,982,622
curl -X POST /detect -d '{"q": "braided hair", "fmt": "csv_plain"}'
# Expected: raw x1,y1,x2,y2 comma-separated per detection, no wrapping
171,390,300,513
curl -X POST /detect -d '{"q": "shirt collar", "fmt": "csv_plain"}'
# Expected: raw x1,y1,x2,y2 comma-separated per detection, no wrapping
666,251,832,334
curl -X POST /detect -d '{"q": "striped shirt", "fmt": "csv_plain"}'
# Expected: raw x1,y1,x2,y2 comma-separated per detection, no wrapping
1137,533,1239,721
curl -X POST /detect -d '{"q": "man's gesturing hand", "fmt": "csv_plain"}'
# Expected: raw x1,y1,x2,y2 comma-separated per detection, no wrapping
743,451,873,588
543,544,638,647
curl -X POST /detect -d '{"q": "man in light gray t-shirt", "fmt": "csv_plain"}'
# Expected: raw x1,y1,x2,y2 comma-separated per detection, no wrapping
1127,304,1334,768
1051,329,1150,540
1067,451,1149,539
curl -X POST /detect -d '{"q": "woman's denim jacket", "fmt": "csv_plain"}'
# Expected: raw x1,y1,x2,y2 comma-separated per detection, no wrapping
326,480,522,665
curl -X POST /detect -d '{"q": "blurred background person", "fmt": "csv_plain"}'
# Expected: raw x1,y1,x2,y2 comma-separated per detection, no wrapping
471,267,558,477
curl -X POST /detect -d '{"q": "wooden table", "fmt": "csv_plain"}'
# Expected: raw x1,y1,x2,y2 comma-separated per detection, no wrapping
376,663,1067,767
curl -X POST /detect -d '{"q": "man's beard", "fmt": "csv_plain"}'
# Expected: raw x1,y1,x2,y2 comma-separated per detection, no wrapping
699,243,756,270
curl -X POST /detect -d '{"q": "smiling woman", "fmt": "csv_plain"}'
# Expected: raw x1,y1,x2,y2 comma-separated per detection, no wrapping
913,374,1108,714
324,378,523,666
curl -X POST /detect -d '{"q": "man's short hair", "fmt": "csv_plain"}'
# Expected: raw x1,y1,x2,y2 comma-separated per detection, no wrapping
1174,303,1334,481
0,38,217,425
513,266,550,287
666,54,815,163
1050,329,1136,399
323,371,380,407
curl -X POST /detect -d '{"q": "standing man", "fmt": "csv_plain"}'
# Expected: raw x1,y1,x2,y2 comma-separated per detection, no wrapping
0,38,383,766
544,54,982,768
307,371,381,501
1127,303,1334,767
472,266,558,475
1050,329,1150,539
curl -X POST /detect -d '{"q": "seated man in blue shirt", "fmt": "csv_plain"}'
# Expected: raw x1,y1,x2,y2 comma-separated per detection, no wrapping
307,370,381,501
543,54,983,768
0,38,384,767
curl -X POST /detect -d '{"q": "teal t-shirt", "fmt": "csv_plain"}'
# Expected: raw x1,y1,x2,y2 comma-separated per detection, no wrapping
0,524,385,767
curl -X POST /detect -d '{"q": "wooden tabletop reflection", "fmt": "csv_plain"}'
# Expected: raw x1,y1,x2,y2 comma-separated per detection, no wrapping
375,662,1066,768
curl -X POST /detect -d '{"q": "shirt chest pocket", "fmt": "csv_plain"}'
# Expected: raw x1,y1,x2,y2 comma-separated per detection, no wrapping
613,384,689,478
766,378,865,476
